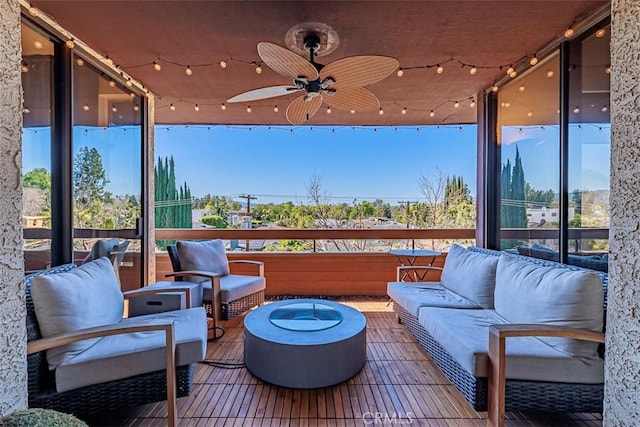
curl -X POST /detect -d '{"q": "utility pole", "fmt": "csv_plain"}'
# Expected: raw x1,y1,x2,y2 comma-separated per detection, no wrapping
399,200,418,249
239,194,257,251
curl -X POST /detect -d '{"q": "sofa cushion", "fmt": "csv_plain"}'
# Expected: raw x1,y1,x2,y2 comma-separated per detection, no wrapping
494,255,604,358
387,282,479,317
30,257,124,369
55,307,207,392
418,307,604,383
440,244,499,308
176,239,230,277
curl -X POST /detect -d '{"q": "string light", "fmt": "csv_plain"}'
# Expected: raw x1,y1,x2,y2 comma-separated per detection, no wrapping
546,70,554,78
273,105,279,113
194,104,200,111
492,84,499,93
506,66,515,76
65,39,75,49
596,28,606,38
76,58,84,66
246,106,251,113
397,68,404,77
378,108,384,115
170,103,176,111
28,6,39,16
109,79,116,87
220,103,226,110
21,63,29,73
401,107,407,115
23,107,30,114
105,56,114,65
185,65,192,76
469,66,477,75
601,105,608,112
219,60,227,69
111,105,117,112
519,85,526,92
83,104,90,111
125,79,133,87
469,99,476,108
350,109,355,114
326,106,332,114
436,65,444,74
153,61,161,71
429,110,435,118
133,104,139,111
454,101,460,108
573,106,580,113
564,27,575,38
529,55,538,66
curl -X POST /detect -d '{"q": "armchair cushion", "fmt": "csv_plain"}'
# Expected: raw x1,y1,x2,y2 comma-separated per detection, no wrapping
30,257,124,369
220,274,266,303
54,307,207,392
176,239,230,277
440,244,499,309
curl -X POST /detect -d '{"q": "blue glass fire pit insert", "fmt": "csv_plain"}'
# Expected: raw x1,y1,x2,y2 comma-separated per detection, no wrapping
269,301,343,331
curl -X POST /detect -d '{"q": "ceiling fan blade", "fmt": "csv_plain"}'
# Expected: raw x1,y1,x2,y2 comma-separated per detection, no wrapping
226,85,300,103
323,87,380,111
258,42,319,81
286,95,322,125
320,56,399,88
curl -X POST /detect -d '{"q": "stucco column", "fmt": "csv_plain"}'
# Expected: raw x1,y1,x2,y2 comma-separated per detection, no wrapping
0,0,27,416
606,1,640,424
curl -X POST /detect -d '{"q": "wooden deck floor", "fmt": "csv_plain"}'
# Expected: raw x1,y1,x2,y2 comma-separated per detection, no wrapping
94,300,602,426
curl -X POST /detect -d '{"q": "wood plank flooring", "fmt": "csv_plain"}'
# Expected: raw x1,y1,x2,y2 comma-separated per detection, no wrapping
91,300,602,426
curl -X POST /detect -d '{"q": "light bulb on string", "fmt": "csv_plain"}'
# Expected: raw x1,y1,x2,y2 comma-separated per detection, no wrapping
221,103,226,110
111,105,117,113
601,105,608,112
564,27,575,38
469,66,477,75
401,107,407,115
219,60,227,69
133,104,139,112
379,108,384,115
546,70,554,78
454,101,460,108
509,70,517,78
326,106,332,114
492,84,499,93
506,66,514,75
65,39,75,49
76,58,84,66
529,55,538,66
273,105,279,113
185,66,192,76
246,106,251,113
573,106,580,114
436,65,444,74
153,61,161,71
125,79,133,87
397,68,404,77
105,56,114,65
28,6,39,16
83,104,90,111
194,104,200,112
429,110,435,118
596,28,606,38
21,63,29,73
350,110,355,114
109,79,116,88
170,104,175,111
469,100,476,108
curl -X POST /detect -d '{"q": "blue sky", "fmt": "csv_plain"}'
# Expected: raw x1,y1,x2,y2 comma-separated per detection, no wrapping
22,122,610,204
154,125,478,204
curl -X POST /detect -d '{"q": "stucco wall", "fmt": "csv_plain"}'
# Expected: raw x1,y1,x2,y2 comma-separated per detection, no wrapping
0,0,27,416
606,0,640,424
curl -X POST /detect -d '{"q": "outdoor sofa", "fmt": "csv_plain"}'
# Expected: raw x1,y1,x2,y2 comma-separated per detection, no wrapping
387,244,607,419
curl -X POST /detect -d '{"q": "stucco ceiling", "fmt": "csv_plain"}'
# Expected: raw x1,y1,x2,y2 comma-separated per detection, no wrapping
28,0,609,126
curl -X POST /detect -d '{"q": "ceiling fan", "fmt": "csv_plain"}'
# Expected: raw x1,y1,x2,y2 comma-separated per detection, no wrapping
226,33,399,125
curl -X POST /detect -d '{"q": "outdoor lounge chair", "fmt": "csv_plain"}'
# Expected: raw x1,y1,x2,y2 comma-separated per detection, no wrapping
166,239,266,338
26,258,207,426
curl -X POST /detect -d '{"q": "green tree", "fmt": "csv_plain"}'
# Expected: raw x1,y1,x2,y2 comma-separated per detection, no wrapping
23,168,51,190
73,147,110,205
154,156,192,229
500,146,528,249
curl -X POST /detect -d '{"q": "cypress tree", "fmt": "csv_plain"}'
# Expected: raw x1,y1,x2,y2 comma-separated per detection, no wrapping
511,147,527,228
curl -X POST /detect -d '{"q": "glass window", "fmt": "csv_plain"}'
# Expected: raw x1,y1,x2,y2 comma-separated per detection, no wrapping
567,24,610,271
497,53,560,257
22,24,54,271
72,55,143,289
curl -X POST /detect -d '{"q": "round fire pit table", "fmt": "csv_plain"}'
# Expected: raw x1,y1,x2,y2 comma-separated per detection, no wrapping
243,298,367,389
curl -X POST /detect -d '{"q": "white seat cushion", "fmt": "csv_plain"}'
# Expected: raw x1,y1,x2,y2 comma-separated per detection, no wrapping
387,282,479,317
55,307,207,392
418,307,604,383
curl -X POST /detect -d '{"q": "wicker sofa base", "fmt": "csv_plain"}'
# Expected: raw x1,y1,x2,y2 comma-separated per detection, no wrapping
29,363,195,416
393,303,604,413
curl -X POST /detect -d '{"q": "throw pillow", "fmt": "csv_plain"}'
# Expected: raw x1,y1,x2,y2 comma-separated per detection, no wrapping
176,239,230,276
30,257,125,369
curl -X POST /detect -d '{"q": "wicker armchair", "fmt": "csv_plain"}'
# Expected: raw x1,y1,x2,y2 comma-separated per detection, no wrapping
25,261,206,425
166,240,266,338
